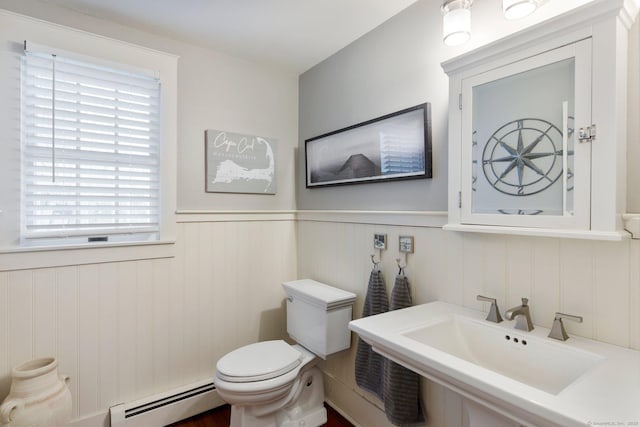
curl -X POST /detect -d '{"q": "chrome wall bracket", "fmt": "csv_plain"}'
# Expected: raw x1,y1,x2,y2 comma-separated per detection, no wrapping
578,124,596,143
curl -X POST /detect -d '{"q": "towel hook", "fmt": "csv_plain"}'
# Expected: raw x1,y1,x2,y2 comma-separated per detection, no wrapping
397,235,413,276
371,254,381,271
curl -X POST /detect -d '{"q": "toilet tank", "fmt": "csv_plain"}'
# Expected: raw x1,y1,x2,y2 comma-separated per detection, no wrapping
283,279,356,359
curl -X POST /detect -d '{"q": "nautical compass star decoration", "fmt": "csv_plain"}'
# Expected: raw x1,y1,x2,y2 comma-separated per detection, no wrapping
480,118,573,196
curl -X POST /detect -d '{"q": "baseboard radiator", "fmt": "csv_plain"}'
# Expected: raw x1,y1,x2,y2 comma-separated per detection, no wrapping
109,379,224,426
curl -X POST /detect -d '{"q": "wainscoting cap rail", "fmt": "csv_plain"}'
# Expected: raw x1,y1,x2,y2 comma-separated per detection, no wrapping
176,210,297,223
623,214,640,239
296,210,448,228
175,210,448,228
176,210,298,214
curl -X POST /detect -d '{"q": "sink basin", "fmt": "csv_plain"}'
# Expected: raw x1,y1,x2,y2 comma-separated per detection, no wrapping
402,315,602,394
349,301,640,426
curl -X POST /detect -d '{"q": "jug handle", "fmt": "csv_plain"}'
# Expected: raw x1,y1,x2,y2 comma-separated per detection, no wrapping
0,399,23,424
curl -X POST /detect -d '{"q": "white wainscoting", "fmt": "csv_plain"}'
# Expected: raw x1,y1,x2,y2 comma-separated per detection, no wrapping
296,214,640,427
1,210,638,426
0,214,297,422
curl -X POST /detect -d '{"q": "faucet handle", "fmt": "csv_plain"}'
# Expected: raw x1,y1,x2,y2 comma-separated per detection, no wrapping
476,295,503,323
548,312,583,341
521,297,529,306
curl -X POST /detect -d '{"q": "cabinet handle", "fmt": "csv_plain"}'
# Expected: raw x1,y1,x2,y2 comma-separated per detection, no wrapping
562,101,569,215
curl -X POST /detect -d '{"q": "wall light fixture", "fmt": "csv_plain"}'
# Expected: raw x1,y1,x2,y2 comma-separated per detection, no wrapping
442,0,545,46
503,0,539,20
441,0,473,47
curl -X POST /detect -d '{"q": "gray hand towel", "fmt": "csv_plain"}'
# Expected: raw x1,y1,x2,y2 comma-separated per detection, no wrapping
383,275,426,426
355,269,389,400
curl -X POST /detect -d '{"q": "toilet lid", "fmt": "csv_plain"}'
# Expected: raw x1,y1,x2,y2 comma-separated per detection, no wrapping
216,340,302,383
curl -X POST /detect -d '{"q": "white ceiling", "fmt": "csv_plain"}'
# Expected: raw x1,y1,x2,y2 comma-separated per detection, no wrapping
39,0,421,73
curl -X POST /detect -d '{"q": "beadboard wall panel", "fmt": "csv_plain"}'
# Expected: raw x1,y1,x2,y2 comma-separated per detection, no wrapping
296,218,640,427
631,241,640,349
1,214,637,426
0,217,296,422
0,273,8,397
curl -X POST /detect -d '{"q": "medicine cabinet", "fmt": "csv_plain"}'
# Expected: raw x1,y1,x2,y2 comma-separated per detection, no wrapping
442,0,636,240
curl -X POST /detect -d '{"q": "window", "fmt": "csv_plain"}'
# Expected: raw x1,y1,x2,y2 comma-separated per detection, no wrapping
21,44,161,246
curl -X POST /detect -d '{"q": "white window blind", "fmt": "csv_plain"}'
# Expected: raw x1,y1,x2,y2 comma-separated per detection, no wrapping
21,46,161,244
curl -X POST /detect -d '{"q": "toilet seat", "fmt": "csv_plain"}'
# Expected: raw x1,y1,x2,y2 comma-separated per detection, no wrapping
214,343,318,413
216,340,302,383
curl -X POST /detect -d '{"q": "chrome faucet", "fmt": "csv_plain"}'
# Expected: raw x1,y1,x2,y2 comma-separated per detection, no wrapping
549,312,583,341
476,295,503,323
504,298,534,331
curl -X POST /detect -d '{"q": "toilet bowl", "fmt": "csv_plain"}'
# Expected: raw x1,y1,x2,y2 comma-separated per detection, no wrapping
213,279,356,427
215,342,324,427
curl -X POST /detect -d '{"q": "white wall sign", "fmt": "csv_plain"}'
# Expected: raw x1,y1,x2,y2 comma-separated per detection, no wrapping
205,130,277,194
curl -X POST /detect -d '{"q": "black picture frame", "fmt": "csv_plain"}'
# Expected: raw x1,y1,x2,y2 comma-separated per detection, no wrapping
305,103,432,188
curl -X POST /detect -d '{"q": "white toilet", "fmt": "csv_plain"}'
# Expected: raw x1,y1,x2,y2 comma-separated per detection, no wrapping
214,279,356,427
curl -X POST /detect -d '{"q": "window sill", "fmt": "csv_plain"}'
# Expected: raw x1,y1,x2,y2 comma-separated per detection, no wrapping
0,239,175,272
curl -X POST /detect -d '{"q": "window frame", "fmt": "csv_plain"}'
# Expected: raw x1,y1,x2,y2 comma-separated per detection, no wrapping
21,42,163,246
0,12,177,269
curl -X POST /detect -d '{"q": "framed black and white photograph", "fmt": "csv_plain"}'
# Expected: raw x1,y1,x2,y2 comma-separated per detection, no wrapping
305,103,432,188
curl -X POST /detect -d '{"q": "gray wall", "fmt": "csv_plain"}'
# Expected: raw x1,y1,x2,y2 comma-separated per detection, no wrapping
297,0,449,211
297,0,640,213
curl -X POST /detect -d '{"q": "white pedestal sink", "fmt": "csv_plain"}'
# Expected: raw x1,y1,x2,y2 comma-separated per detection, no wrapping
349,301,640,426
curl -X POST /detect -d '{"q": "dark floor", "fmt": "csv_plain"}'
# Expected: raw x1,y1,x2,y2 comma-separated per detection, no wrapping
168,403,354,427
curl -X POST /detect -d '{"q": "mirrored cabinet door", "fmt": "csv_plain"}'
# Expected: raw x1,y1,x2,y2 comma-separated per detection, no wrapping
460,39,592,229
